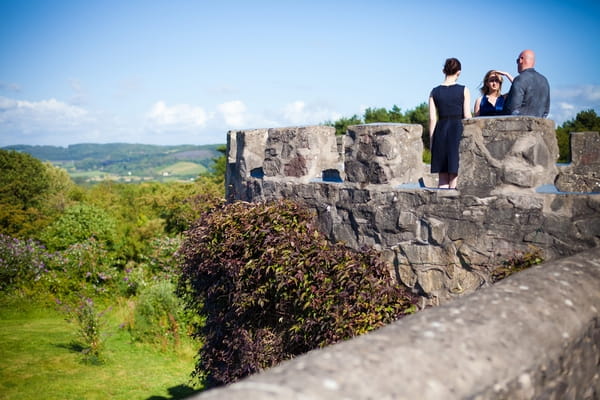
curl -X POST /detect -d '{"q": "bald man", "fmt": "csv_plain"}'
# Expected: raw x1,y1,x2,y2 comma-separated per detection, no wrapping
503,49,550,118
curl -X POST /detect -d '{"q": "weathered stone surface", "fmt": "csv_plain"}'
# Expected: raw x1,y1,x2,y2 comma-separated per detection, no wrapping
263,125,339,183
226,128,268,201
225,120,600,304
190,248,600,400
215,120,600,399
460,117,559,196
344,123,424,186
555,131,600,192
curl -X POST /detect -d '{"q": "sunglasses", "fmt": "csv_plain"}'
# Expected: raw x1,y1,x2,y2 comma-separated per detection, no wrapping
487,78,501,84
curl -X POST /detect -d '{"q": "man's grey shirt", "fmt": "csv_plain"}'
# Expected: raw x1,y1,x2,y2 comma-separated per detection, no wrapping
503,68,550,118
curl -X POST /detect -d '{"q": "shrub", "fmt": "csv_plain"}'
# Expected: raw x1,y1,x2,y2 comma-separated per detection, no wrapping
178,200,417,387
129,280,187,349
44,238,118,299
40,203,117,251
0,234,51,291
491,247,544,282
58,296,110,364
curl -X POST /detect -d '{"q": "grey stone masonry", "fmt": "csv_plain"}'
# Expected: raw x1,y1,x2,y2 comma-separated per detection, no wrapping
262,125,339,183
226,118,600,304
459,117,559,196
555,131,600,193
344,123,425,186
189,247,600,400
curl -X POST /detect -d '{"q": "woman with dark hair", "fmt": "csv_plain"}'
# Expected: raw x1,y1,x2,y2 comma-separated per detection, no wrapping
474,70,514,116
428,57,472,189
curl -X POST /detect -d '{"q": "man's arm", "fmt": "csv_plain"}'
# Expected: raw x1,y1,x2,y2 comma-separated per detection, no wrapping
503,76,525,115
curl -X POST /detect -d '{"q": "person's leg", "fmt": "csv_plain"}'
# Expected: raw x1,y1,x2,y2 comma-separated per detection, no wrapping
448,173,458,189
438,173,449,188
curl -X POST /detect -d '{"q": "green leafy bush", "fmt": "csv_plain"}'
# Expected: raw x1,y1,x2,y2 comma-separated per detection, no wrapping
178,200,417,387
129,280,187,349
44,239,118,299
40,203,117,251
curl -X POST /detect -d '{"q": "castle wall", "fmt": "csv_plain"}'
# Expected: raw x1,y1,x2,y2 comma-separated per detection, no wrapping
225,118,600,304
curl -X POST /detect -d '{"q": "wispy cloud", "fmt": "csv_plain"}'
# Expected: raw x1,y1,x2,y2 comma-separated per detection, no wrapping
145,101,211,131
550,84,600,124
217,100,246,127
281,100,342,126
0,96,90,130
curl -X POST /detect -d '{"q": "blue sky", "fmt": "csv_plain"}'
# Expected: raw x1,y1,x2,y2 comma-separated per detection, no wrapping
1,0,599,147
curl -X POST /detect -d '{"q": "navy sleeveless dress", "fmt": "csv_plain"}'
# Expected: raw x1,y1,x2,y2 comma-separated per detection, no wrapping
430,84,465,174
479,95,505,116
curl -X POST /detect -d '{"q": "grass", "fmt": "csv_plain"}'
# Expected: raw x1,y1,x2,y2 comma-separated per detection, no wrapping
0,296,203,400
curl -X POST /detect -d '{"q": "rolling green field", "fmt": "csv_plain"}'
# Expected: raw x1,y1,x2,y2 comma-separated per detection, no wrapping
0,298,203,400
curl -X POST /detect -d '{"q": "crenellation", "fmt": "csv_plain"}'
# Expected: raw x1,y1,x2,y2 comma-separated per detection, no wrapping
225,118,599,305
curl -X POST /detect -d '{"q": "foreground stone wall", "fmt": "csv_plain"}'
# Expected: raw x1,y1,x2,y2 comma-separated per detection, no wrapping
226,118,600,304
190,247,600,400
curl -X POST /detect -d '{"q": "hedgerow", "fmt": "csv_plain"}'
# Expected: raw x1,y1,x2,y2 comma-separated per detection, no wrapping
178,200,417,387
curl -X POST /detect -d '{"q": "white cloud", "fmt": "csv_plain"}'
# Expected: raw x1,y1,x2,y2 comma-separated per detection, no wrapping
281,100,342,126
552,85,600,102
145,101,211,131
0,96,90,131
549,84,600,125
217,100,246,127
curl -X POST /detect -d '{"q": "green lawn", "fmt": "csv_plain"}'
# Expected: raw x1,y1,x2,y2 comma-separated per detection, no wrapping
0,299,203,400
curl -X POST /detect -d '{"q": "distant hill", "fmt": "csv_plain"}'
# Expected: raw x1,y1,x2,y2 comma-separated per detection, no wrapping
2,143,224,184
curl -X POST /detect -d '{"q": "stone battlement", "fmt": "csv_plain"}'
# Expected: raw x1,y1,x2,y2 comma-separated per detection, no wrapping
225,117,600,304
190,117,600,399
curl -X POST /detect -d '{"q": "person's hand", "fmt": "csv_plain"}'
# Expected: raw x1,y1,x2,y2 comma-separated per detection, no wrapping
493,70,514,82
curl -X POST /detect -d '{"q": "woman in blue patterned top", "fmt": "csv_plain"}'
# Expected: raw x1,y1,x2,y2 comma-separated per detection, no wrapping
473,70,513,116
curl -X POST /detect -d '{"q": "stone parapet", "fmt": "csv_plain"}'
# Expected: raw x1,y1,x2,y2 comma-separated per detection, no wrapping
246,179,600,304
344,123,424,185
189,248,600,400
225,119,600,303
555,131,600,193
263,125,339,182
459,117,559,196
226,128,269,201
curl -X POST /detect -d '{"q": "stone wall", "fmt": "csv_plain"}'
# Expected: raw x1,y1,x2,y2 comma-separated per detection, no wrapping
204,118,600,399
225,118,600,304
190,247,600,400
556,131,600,192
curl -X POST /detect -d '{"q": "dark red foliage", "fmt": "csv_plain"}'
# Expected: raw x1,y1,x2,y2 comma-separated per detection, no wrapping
178,200,417,387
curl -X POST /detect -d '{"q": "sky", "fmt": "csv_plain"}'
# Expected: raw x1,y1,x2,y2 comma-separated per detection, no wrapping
1,0,599,147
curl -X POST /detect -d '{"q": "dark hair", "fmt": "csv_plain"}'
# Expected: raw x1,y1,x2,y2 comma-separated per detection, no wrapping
443,58,462,76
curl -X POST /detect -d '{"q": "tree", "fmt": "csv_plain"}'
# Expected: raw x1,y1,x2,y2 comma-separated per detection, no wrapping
40,203,118,251
0,150,51,236
405,102,430,149
325,114,363,136
555,109,600,162
325,103,432,155
364,107,392,123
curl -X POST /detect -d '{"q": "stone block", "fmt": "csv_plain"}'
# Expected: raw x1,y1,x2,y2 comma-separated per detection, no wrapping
460,116,559,196
555,131,600,192
344,123,425,186
263,125,339,183
226,128,268,201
